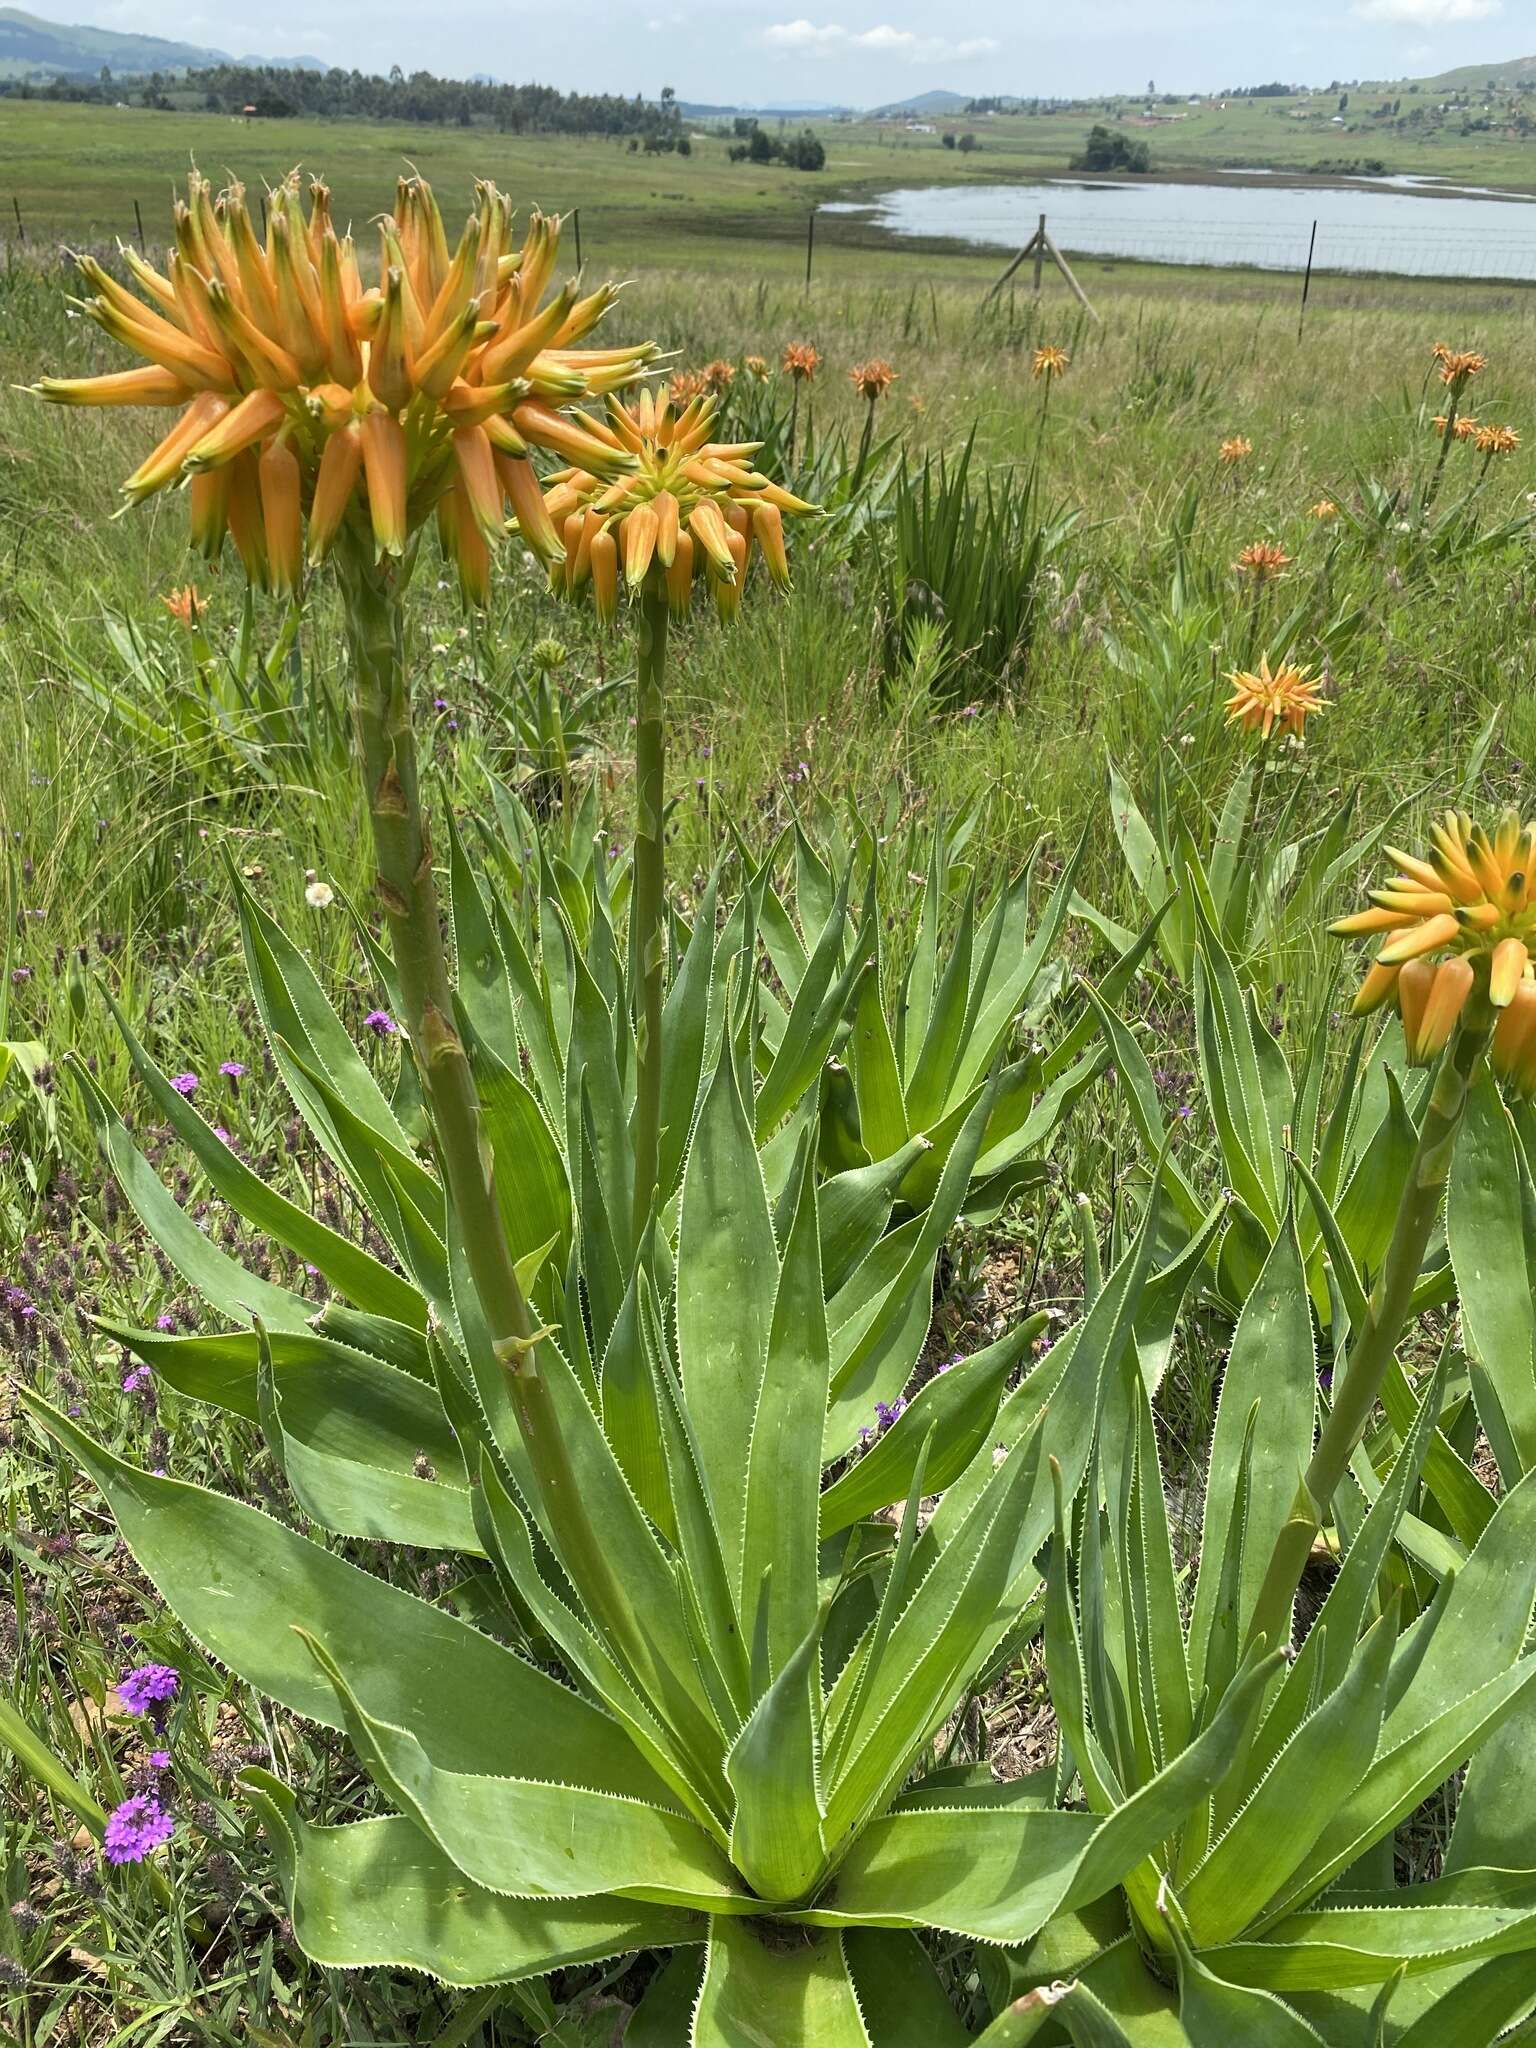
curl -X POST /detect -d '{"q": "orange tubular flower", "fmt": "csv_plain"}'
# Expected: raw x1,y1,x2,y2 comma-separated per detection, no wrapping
1436,347,1487,387
702,359,737,394
1476,424,1520,455
782,342,820,382
1031,345,1069,381
1223,655,1326,742
547,384,817,623
1334,809,1536,1066
33,171,655,602
849,359,898,401
1234,541,1292,582
1219,436,1253,464
1310,498,1339,521
744,354,769,379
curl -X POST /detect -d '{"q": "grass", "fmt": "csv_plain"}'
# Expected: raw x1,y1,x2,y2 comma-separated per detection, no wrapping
3,206,1536,2040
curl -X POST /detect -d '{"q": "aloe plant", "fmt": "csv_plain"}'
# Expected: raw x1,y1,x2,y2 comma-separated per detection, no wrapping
991,1215,1536,2040
23,1030,1260,2037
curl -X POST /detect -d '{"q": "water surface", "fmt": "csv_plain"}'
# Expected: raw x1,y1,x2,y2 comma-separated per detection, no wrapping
823,175,1536,279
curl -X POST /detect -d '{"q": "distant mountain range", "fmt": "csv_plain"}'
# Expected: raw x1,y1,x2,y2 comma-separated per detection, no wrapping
870,90,973,116
0,6,323,79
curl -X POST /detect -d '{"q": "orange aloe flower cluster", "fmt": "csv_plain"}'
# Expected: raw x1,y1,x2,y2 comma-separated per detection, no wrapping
1234,541,1292,582
1432,414,1480,441
1476,424,1520,455
1224,656,1325,742
1031,345,1069,381
849,359,898,401
34,172,654,600
1432,343,1487,386
543,384,816,624
782,342,820,382
1219,436,1253,464
1336,810,1536,1069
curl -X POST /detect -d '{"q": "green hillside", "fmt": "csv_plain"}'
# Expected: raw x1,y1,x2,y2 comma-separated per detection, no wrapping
0,5,318,79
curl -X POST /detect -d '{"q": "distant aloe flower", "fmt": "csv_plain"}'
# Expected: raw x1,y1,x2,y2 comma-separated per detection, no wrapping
702,358,737,393
169,1073,198,1096
1224,655,1325,741
103,1795,174,1865
743,354,769,379
363,1008,397,1037
1031,344,1069,381
161,585,204,628
1434,345,1486,387
781,342,820,382
669,368,709,406
117,1663,179,1716
1219,435,1253,464
849,359,898,401
1309,498,1339,521
1234,541,1292,583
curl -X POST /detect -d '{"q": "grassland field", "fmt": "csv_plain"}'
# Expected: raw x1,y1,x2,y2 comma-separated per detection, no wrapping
3,95,1536,2042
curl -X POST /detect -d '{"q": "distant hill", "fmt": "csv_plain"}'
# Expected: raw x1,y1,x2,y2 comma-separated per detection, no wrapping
872,89,972,116
1407,53,1536,93
0,6,322,79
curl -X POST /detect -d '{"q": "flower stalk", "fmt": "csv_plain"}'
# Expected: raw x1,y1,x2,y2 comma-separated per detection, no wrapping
630,575,669,1250
1247,988,1493,1655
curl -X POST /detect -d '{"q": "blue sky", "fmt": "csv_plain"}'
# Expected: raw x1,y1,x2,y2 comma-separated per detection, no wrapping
65,0,1527,100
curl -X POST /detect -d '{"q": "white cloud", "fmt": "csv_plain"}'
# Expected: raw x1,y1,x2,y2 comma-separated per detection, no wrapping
1354,0,1499,23
761,19,1000,62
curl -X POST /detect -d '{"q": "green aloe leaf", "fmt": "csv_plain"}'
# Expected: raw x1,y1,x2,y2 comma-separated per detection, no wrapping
101,988,424,1326
692,1920,871,2048
254,1336,479,1552
241,1770,701,1987
848,961,909,1164
1448,1073,1536,1484
743,1138,828,1676
1209,1867,1536,1991
298,1632,750,1914
844,1928,970,2045
19,1392,666,1799
1187,1211,1316,1689
657,863,722,1199
68,1057,314,1333
725,1606,829,1905
818,1312,1046,1536
1178,1607,1395,1948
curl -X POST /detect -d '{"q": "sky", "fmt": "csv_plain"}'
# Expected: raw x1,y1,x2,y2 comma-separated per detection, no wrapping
55,0,1533,101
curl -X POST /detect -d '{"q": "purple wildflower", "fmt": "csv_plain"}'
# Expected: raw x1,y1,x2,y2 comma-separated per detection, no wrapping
874,1397,906,1432
363,1009,396,1038
103,1796,174,1865
121,1366,152,1394
149,1750,172,1771
212,1126,232,1144
169,1073,198,1097
117,1663,179,1716
155,1312,178,1334
10,966,30,984
218,1061,246,1081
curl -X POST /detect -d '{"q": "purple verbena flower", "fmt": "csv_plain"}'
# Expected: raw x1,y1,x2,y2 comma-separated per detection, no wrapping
103,1795,174,1865
155,1312,178,1334
116,1663,179,1716
363,1009,396,1038
169,1073,198,1097
121,1366,152,1394
218,1061,246,1080
149,1750,172,1771
10,966,30,984
212,1126,232,1144
874,1397,906,1432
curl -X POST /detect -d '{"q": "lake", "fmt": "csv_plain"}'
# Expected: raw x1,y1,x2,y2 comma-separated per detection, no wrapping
822,174,1536,281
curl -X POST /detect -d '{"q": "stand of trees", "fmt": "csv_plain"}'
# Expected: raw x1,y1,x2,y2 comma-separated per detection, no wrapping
726,121,825,170
1071,124,1151,173
0,62,687,139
